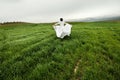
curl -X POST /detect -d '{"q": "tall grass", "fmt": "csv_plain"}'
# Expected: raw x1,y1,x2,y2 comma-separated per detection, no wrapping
0,22,120,80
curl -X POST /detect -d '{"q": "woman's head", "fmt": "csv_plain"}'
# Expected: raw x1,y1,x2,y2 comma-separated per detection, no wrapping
60,18,63,21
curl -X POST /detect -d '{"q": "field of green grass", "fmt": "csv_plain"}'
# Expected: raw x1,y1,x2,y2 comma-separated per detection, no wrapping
0,22,120,80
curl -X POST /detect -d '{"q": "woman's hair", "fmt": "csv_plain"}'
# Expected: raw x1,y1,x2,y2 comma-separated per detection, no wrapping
60,18,63,21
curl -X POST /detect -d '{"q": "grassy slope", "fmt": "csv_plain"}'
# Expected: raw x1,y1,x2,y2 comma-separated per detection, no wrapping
0,22,120,80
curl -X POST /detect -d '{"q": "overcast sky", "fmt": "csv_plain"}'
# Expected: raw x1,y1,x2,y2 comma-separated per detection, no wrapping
0,0,120,23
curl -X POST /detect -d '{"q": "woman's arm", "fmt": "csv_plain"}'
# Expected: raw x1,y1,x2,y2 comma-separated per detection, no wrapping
53,22,59,26
64,22,68,25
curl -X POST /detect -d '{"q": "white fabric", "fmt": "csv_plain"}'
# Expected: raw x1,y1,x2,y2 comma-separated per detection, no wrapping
58,21,65,27
53,23,72,39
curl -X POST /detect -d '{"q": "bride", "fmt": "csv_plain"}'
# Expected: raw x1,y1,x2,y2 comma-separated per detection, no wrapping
53,18,72,39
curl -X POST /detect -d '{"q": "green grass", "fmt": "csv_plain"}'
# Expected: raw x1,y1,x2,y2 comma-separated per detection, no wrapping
0,22,120,80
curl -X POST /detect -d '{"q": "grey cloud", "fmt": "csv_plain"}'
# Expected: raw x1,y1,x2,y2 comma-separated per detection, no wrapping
0,0,120,23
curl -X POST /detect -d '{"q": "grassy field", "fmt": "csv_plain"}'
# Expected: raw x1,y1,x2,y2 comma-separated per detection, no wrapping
0,22,120,80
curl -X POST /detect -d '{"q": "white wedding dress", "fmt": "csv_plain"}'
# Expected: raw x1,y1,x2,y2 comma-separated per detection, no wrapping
53,21,72,38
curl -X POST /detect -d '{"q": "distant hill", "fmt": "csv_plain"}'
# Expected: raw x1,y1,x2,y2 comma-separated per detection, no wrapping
1,16,120,24
0,22,29,25
67,16,120,22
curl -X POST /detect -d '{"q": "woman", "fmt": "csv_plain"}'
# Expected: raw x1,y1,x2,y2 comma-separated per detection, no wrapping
53,18,72,39
53,18,66,27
